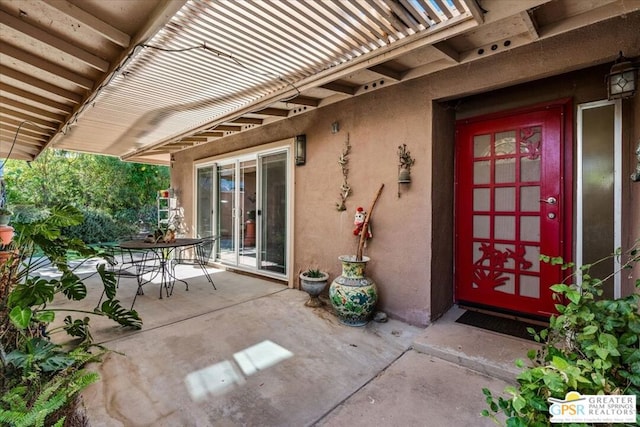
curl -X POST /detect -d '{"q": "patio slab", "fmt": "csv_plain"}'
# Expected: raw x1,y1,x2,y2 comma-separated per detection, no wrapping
66,266,420,426
46,263,528,426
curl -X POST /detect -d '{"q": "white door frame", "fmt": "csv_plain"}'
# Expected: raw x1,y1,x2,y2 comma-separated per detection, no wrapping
193,144,291,280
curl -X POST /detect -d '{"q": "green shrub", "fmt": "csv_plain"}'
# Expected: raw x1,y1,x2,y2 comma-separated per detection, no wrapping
113,204,157,231
9,205,50,224
482,244,640,426
61,209,138,244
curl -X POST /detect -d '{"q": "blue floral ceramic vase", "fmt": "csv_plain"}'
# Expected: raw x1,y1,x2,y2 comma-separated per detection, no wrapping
329,256,377,326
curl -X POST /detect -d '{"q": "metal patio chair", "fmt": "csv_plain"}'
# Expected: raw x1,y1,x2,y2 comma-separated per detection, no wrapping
172,235,217,291
96,243,160,309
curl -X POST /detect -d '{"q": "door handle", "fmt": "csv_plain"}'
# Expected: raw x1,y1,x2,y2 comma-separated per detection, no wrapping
540,197,557,205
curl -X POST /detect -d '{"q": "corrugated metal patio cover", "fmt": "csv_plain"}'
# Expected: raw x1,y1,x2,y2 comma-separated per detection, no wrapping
51,0,470,162
5,0,634,164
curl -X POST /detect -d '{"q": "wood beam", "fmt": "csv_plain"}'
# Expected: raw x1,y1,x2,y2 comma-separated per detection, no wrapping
0,66,83,103
285,96,320,107
231,117,263,125
197,131,224,138
254,108,289,117
386,0,421,30
1,121,52,138
0,10,109,72
0,131,46,146
0,83,74,114
363,0,409,34
41,0,131,48
0,127,47,142
0,107,58,130
398,0,430,27
536,1,628,39
0,97,66,122
0,144,39,159
432,41,461,62
212,125,242,132
481,1,551,25
320,82,356,95
142,148,173,155
520,10,539,39
415,0,442,23
46,0,188,157
180,137,207,143
432,0,453,19
454,0,483,24
368,64,403,80
0,43,94,90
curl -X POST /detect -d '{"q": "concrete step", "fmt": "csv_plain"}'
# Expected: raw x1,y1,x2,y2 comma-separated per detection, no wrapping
412,305,541,383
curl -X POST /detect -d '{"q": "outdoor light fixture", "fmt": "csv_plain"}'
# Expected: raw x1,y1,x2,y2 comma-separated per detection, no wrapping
295,134,306,166
607,52,637,100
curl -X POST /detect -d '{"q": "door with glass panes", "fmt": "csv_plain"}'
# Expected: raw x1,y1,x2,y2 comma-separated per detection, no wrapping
455,103,569,318
196,150,288,276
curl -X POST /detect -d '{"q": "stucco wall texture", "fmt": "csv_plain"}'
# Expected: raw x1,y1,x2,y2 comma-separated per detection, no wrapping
172,14,639,326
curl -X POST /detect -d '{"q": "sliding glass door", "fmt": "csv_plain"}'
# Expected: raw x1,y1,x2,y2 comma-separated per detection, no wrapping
196,148,289,277
239,160,257,268
217,163,236,264
196,167,214,239
259,152,287,274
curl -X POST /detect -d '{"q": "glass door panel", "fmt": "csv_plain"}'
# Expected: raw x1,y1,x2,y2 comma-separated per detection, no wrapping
578,102,619,298
217,163,236,264
239,160,257,268
259,152,287,274
196,166,214,239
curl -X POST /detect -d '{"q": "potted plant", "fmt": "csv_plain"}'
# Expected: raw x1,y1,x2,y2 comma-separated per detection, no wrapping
0,207,14,247
299,268,329,307
0,207,12,226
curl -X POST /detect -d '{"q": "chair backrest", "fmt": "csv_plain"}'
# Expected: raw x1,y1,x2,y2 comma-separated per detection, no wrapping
196,236,217,263
98,242,157,273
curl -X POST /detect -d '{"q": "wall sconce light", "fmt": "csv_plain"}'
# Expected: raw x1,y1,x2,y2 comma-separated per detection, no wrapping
331,121,340,134
295,134,306,166
607,52,637,100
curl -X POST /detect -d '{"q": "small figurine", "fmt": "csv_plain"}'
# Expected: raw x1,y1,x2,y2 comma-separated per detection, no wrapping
163,225,176,243
353,207,372,239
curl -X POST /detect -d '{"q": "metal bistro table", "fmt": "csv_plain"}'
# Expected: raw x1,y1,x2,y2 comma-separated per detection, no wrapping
119,238,203,299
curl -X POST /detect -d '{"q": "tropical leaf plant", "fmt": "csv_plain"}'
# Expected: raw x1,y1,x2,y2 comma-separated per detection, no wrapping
1,204,143,425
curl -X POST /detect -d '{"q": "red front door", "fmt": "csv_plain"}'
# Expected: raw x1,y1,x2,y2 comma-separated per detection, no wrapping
455,102,569,318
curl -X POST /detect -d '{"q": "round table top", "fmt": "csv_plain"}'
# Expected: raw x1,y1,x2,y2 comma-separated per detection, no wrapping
119,238,203,250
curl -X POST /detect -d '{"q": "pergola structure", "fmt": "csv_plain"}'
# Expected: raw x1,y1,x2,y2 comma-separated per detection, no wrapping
1,0,636,165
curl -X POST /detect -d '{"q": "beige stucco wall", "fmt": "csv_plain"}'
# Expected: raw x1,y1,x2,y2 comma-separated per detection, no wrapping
174,84,435,326
172,13,640,326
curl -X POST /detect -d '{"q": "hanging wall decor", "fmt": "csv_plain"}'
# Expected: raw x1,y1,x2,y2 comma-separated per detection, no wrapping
397,143,415,197
336,133,352,211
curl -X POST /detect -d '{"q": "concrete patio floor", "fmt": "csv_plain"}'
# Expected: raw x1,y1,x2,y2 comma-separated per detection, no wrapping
49,262,537,426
